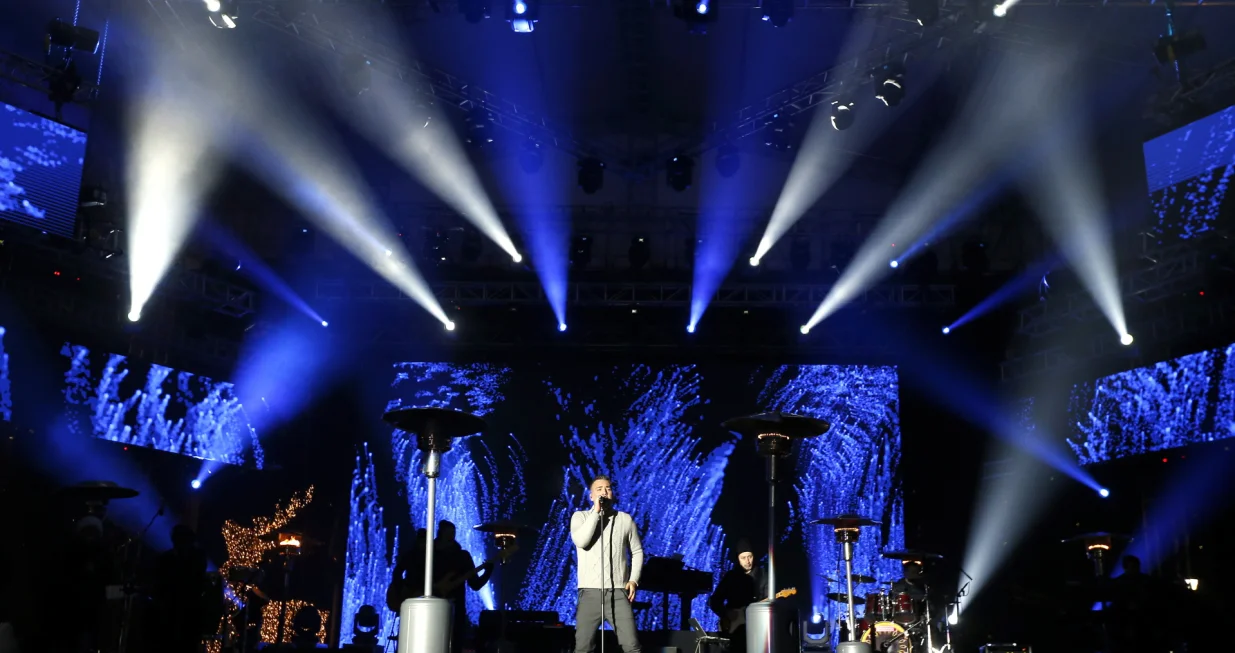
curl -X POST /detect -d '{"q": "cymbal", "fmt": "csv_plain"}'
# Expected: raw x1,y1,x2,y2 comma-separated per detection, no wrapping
58,481,139,502
721,412,831,439
811,515,880,528
881,550,944,562
850,574,877,585
474,520,537,536
382,407,487,441
826,593,861,604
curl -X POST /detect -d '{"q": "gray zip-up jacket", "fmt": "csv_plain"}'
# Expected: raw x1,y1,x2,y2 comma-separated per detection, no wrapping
570,508,644,589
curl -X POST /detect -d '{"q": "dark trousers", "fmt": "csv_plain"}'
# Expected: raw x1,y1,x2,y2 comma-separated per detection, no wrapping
574,589,641,653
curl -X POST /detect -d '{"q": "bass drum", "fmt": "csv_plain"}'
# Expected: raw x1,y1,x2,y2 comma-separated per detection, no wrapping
860,621,913,653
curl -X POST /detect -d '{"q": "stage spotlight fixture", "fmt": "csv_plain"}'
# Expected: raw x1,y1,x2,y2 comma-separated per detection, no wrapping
687,323,696,334
558,322,567,332
518,138,544,174
570,235,593,268
760,0,793,26
445,321,456,331
947,605,960,626
1099,488,1110,498
341,52,372,96
716,143,741,178
696,0,709,13
321,321,329,327
830,100,855,131
46,19,101,53
890,259,899,269
666,155,695,192
799,325,810,335
578,158,605,194
942,326,951,334
790,237,811,271
459,0,490,22
1120,333,1134,346
629,236,652,270
465,107,495,147
204,0,221,11
749,256,761,267
992,2,1009,16
128,310,141,322
208,0,239,28
511,252,523,263
907,0,939,24
507,0,538,32
874,63,906,107
190,479,202,490
764,113,795,151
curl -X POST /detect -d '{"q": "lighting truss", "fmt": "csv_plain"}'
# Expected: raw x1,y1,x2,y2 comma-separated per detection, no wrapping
1147,57,1235,125
233,0,1235,8
317,279,956,308
247,4,628,170
0,49,99,106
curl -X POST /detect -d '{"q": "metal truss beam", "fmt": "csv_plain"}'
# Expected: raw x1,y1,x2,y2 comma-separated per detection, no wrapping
247,4,630,172
0,49,99,106
1014,238,1207,340
317,279,956,307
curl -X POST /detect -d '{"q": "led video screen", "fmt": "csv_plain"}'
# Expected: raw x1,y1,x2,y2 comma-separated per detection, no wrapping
0,326,10,422
1143,104,1235,240
341,362,904,644
0,101,86,238
60,343,264,468
1067,341,1235,465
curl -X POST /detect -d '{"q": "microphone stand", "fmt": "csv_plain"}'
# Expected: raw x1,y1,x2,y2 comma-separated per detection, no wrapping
118,504,164,653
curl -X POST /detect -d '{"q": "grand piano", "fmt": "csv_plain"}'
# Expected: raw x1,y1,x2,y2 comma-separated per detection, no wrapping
637,556,714,630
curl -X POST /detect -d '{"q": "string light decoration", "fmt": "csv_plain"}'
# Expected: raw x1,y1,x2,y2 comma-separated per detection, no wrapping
212,487,316,651
0,326,11,422
60,343,264,467
759,364,905,633
340,444,399,646
260,600,330,645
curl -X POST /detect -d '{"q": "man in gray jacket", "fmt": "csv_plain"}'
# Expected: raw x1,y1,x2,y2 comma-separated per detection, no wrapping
571,475,644,653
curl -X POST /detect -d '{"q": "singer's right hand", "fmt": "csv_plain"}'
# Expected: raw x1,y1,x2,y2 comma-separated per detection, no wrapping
593,495,603,512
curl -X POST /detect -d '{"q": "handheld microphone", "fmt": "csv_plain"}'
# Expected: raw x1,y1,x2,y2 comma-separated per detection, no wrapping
599,496,613,509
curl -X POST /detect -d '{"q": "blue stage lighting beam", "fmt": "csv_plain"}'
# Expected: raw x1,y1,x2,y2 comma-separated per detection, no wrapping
341,443,401,646
1025,108,1128,341
804,51,1072,332
201,223,325,325
948,256,1061,331
232,315,340,442
519,365,733,630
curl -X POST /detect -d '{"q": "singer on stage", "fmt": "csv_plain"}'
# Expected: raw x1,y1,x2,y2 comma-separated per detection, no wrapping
570,475,644,653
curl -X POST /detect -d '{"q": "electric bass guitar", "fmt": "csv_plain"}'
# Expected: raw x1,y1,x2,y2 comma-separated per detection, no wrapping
386,544,518,612
720,587,797,632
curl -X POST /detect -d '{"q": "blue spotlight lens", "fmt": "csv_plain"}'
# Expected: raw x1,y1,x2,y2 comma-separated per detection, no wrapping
811,613,823,624
761,14,769,20
890,260,899,268
558,323,567,332
1099,488,1110,498
696,1,708,13
799,325,810,335
190,479,202,490
942,326,951,334
515,1,527,13
321,320,329,328
687,324,696,334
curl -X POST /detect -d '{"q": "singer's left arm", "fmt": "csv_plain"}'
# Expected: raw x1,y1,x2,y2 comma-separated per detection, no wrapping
625,517,644,601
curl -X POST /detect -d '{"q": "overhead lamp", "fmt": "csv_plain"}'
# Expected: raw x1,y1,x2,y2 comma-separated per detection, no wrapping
760,0,793,26
666,155,694,192
874,62,906,107
578,158,605,194
506,0,537,30
715,142,741,178
207,0,239,28
830,100,855,131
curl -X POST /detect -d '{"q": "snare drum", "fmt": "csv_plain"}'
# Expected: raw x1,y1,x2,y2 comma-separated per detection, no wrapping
861,621,913,653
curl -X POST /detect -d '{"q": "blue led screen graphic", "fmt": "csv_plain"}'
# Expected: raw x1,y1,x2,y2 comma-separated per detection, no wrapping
61,343,264,467
0,326,11,422
1067,341,1235,465
1143,104,1235,240
0,102,87,238
342,362,903,636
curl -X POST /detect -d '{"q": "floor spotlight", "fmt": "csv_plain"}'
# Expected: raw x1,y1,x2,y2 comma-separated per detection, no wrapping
992,2,1009,16
666,155,694,192
800,325,810,335
190,479,202,490
578,158,605,194
890,259,899,269
1099,488,1110,498
511,252,523,263
830,100,855,131
1120,333,1134,346
942,326,951,334
128,310,141,322
558,322,567,332
445,321,456,331
204,0,222,12
716,143,741,178
749,256,761,267
687,324,696,334
321,320,329,328
947,604,960,626
874,63,906,107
